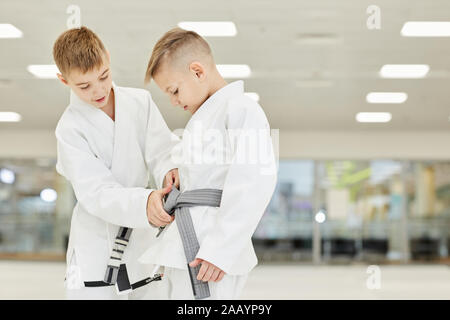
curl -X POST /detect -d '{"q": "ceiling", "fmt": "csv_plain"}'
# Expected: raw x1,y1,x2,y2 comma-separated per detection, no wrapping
1,0,450,132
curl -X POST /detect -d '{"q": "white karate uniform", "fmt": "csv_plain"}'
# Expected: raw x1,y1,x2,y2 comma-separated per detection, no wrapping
139,80,277,299
56,82,177,299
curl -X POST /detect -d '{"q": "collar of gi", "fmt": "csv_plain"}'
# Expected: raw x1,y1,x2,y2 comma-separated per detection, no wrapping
190,80,244,121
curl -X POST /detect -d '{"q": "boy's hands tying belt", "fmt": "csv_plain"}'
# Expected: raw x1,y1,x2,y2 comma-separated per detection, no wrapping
163,168,180,189
146,169,179,227
146,183,174,227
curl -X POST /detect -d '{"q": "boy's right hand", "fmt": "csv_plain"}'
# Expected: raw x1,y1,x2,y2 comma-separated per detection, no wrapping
146,184,174,227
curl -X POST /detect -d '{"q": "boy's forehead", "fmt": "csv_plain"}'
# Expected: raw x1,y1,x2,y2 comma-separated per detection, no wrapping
68,62,109,83
155,65,183,89
154,70,174,89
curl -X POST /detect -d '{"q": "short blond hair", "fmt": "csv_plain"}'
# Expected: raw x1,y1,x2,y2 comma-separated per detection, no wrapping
145,27,213,83
53,26,107,76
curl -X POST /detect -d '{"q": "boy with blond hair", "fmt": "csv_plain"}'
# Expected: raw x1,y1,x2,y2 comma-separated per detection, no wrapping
139,28,277,299
53,26,179,300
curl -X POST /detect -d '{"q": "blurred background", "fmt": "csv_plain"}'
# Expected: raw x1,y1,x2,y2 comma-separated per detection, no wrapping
0,0,449,299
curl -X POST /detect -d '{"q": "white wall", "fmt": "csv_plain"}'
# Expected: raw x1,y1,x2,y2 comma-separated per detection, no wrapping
280,131,450,160
1,130,450,160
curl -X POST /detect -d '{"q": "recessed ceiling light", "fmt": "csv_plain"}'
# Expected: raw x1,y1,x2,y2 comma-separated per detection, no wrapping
216,64,251,78
0,112,21,122
0,24,23,38
27,64,59,79
366,92,408,104
356,112,392,123
244,92,260,102
178,21,237,37
379,64,429,79
401,22,450,37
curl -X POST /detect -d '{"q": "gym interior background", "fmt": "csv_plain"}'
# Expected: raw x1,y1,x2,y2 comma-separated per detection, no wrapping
0,0,449,299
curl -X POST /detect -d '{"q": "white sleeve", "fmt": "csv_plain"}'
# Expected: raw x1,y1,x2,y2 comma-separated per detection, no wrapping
144,92,180,189
196,101,278,273
55,125,153,229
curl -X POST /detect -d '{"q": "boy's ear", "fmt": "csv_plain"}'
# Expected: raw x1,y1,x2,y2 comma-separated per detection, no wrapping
57,73,69,86
189,61,206,81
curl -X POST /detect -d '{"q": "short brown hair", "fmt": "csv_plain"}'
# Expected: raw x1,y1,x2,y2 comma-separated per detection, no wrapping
145,27,212,84
53,26,107,76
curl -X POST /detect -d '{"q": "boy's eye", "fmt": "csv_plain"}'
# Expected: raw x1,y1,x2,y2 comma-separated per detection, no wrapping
100,75,108,81
81,85,90,90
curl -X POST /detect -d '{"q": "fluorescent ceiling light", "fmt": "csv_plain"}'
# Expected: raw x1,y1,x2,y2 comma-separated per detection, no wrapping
217,64,251,78
245,92,260,102
27,64,59,79
356,112,392,123
366,92,408,104
0,112,21,122
379,64,429,79
401,22,450,37
0,24,23,38
178,21,237,37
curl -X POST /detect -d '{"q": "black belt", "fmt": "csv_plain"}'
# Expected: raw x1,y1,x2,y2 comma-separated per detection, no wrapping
84,274,162,290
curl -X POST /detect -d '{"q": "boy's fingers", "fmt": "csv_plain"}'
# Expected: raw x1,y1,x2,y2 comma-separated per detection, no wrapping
216,271,225,282
149,202,170,226
159,209,172,223
203,266,215,282
161,183,173,195
197,262,209,281
148,215,163,227
211,269,220,282
189,258,201,268
153,199,172,223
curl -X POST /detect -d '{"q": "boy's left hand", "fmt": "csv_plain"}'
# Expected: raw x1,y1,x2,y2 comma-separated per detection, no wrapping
164,169,180,189
189,258,225,282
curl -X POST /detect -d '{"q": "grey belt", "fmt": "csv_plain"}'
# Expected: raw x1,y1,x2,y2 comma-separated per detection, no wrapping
159,187,223,300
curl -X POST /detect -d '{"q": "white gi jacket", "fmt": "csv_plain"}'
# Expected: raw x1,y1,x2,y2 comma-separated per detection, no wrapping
55,82,177,284
139,81,277,275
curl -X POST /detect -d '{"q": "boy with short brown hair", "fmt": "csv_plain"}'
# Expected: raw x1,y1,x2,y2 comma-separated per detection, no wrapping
54,26,178,299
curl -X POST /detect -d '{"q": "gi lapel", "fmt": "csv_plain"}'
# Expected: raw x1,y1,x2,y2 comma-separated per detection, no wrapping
109,85,145,187
69,89,114,142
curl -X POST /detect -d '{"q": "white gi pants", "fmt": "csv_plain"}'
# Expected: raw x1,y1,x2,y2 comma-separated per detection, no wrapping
164,266,248,300
64,254,170,300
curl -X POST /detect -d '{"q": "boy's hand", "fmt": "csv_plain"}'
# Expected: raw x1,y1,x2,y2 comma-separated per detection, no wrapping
163,169,180,189
189,258,225,282
146,184,174,227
